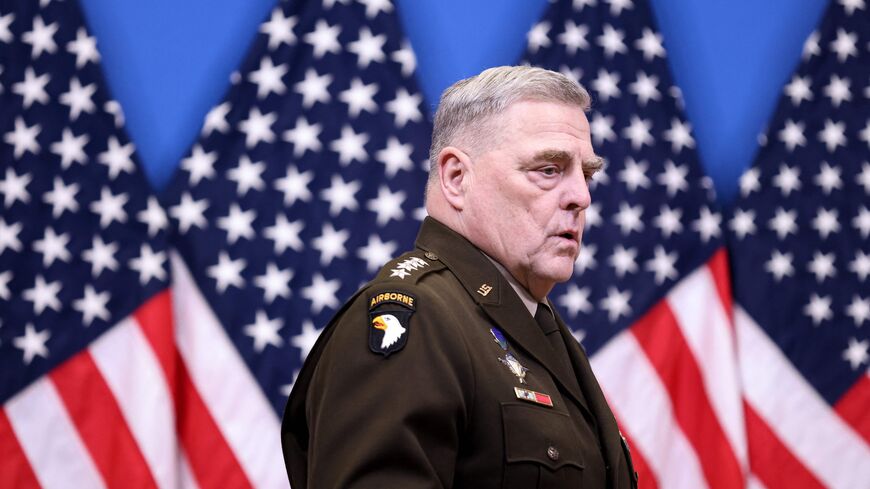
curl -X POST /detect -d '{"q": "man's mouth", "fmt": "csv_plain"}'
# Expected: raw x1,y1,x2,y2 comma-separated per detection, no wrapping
556,230,579,242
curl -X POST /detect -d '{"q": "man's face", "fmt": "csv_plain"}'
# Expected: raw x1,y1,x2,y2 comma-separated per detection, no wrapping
459,99,597,298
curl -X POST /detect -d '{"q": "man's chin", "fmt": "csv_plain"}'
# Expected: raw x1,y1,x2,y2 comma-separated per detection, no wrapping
553,270,574,284
538,262,576,284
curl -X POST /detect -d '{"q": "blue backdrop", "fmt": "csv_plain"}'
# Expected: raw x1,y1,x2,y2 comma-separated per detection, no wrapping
76,0,828,204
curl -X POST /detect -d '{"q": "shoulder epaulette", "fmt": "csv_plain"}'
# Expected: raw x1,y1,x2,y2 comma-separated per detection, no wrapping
371,249,445,285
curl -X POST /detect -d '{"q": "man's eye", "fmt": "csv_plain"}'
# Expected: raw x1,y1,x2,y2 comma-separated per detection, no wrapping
540,166,559,176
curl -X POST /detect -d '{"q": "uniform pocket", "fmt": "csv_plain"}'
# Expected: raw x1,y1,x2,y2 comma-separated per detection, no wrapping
501,403,584,489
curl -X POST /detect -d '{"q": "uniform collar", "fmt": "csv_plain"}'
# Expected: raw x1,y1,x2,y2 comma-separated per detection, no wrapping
483,254,539,317
415,217,547,315
415,217,505,305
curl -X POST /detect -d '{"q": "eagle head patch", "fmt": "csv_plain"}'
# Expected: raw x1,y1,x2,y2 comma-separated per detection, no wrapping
368,291,415,357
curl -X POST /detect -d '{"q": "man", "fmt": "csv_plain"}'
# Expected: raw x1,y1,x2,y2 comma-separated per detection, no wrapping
282,66,638,488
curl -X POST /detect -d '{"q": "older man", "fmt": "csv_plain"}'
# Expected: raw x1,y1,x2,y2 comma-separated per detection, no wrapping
282,66,637,489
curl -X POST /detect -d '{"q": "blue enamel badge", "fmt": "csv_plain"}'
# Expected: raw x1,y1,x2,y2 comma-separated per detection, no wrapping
490,327,508,350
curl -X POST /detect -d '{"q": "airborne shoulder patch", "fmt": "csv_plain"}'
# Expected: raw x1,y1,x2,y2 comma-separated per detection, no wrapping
369,291,416,310
368,291,416,357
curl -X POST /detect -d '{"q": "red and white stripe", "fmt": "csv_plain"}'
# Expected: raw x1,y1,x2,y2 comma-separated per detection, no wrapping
593,329,710,488
89,316,180,488
171,253,288,489
736,306,870,489
1,271,290,489
592,249,747,488
2,293,176,488
592,248,870,489
4,377,107,489
834,372,870,445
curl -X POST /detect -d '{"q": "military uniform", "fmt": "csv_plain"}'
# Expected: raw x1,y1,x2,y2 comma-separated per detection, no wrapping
282,217,637,488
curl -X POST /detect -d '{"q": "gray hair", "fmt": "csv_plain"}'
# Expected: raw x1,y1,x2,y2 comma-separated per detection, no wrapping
428,66,591,178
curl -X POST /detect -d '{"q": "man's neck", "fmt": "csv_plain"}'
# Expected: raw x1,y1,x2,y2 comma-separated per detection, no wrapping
483,254,541,316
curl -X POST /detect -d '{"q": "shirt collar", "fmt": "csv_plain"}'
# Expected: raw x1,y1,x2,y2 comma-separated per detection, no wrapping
483,254,541,317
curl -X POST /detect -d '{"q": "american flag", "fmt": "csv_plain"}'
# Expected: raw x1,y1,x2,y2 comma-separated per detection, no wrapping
523,0,747,488
728,0,870,487
0,0,179,487
2,0,430,486
160,0,431,486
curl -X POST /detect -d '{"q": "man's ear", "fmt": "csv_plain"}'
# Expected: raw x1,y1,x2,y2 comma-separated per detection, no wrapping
437,146,471,210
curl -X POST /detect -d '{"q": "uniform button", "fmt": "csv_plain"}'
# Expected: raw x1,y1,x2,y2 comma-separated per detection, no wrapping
547,446,559,461
424,251,438,261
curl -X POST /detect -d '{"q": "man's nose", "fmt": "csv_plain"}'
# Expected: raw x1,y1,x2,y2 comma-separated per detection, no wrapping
562,171,591,211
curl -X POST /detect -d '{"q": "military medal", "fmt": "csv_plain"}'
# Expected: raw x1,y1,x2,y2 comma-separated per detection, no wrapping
490,327,508,350
499,352,529,384
514,387,553,407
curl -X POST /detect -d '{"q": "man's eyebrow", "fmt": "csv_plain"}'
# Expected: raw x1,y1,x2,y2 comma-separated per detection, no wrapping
583,155,605,173
525,150,604,176
531,149,572,163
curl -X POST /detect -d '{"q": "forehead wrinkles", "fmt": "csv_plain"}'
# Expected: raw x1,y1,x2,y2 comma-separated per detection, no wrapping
510,103,587,138
463,101,589,158
528,116,588,138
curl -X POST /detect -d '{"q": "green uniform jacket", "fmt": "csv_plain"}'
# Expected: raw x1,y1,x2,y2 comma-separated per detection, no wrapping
282,217,638,489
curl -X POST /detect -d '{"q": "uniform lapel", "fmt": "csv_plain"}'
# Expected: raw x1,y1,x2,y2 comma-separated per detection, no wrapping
415,218,588,410
555,311,624,486
479,290,588,411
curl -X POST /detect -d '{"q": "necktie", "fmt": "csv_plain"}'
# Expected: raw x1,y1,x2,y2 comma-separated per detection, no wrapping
535,303,574,374
535,303,599,432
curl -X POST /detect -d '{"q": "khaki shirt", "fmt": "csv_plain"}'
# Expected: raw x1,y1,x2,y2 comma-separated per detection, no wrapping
282,217,638,488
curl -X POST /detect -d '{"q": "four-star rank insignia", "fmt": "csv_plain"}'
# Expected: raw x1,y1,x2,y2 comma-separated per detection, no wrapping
368,291,416,357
